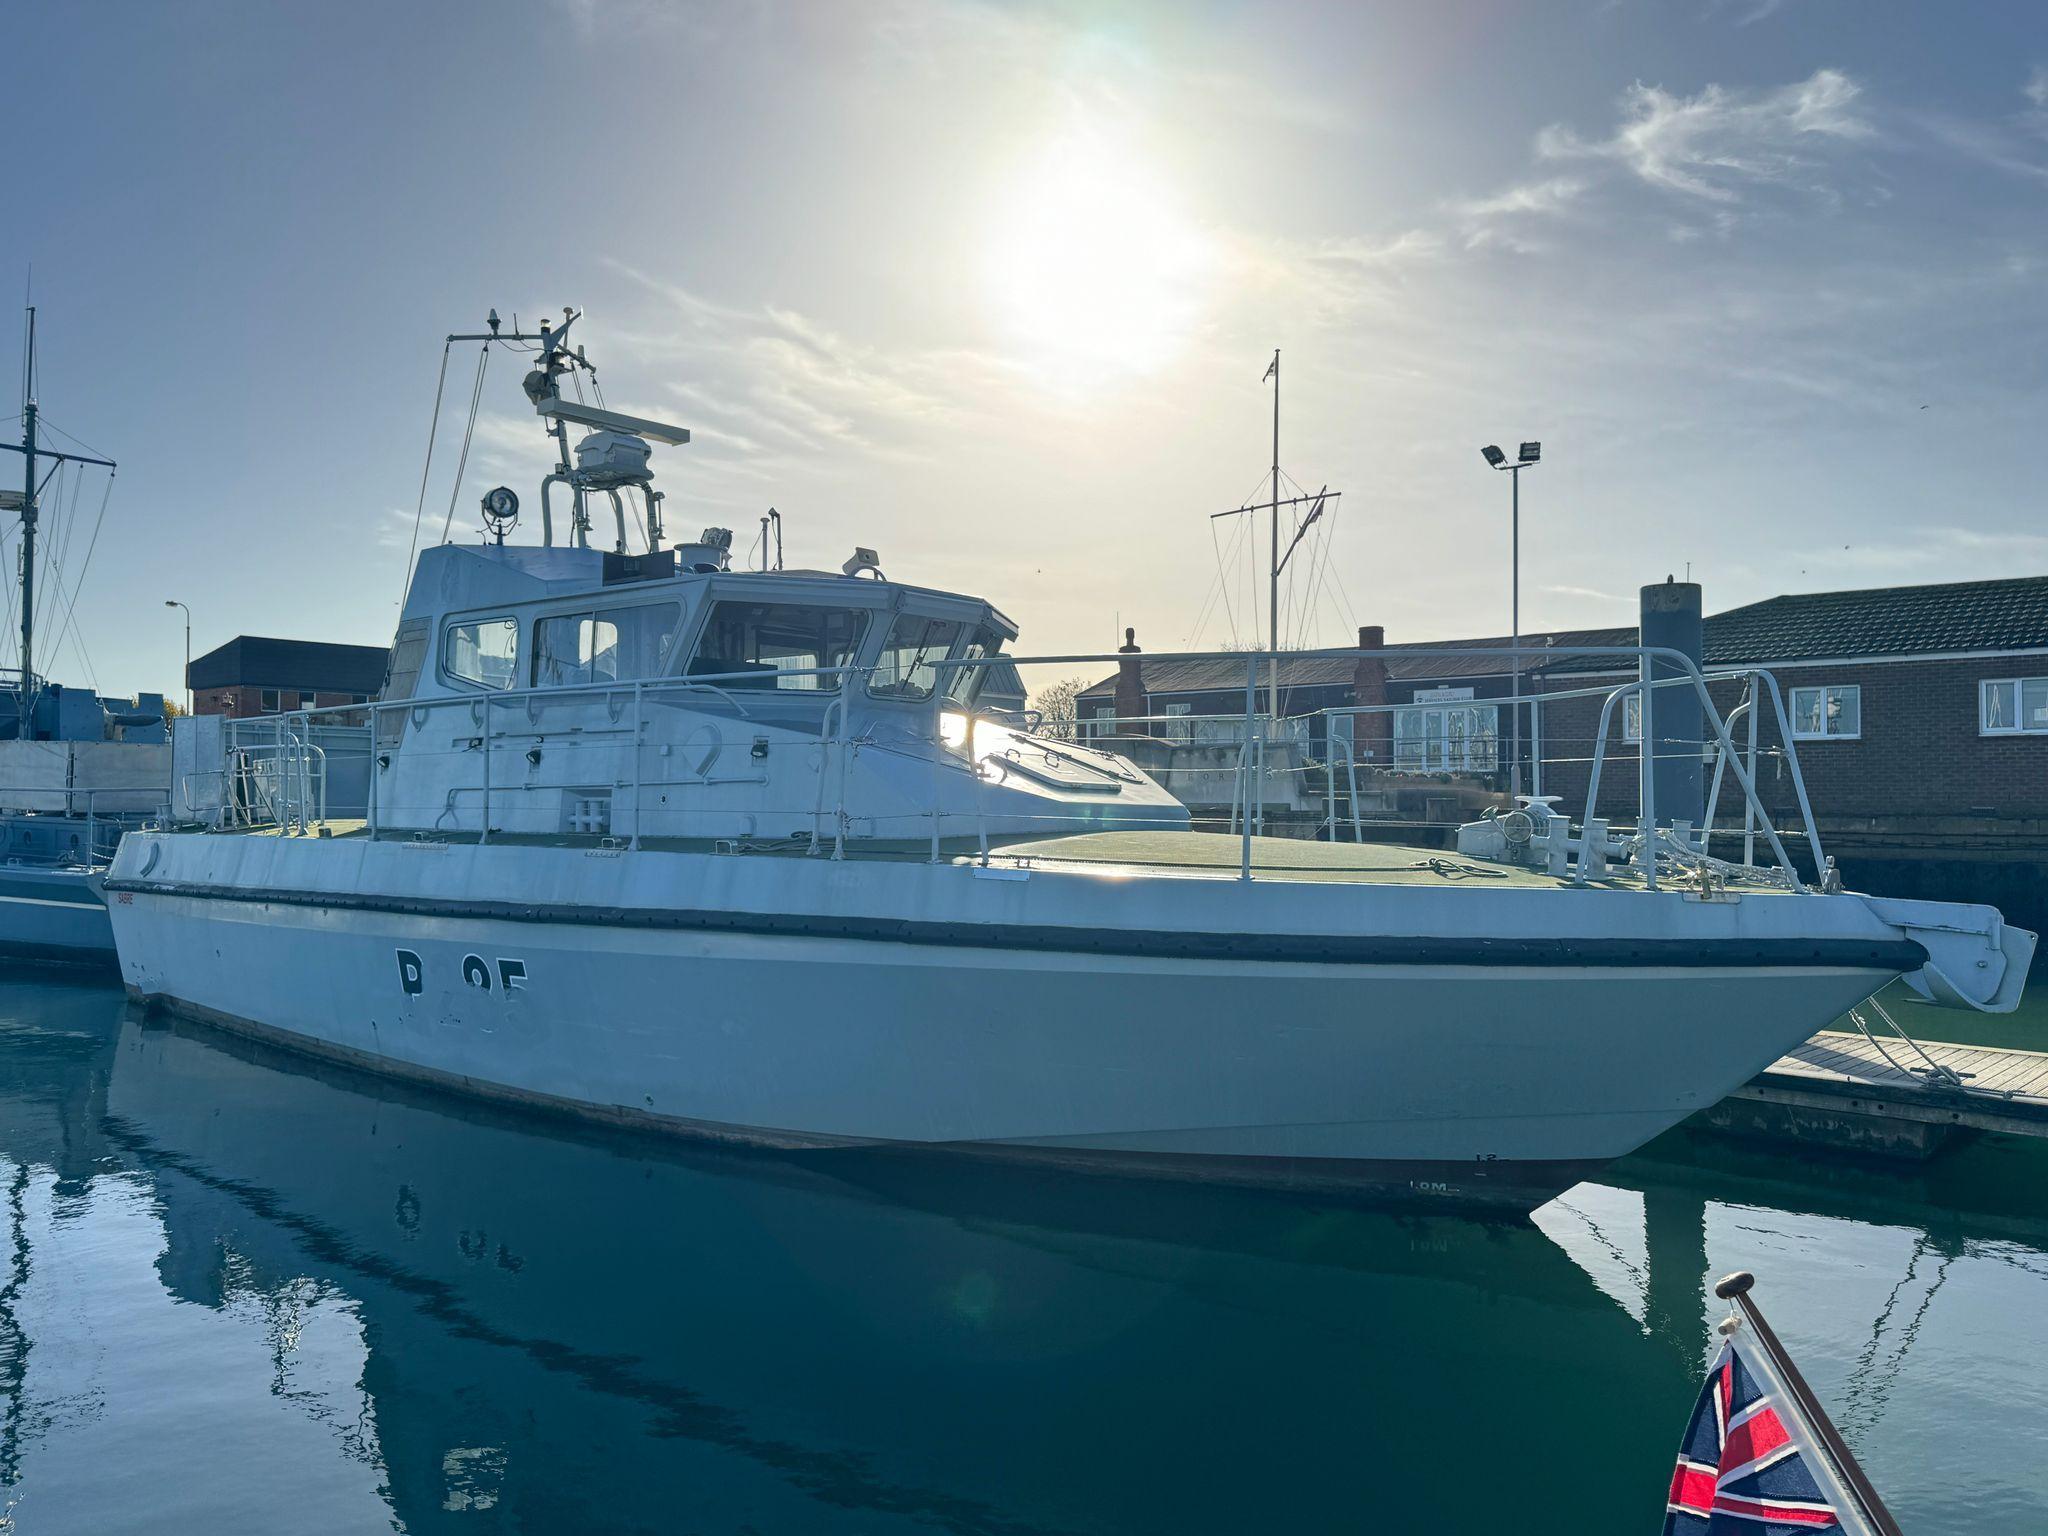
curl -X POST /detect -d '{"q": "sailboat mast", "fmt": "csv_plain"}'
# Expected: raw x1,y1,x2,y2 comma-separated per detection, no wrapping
17,307,36,725
1267,349,1280,720
0,308,117,734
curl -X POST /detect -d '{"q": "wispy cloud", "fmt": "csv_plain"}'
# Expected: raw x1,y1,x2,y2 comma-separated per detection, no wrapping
1538,69,1870,202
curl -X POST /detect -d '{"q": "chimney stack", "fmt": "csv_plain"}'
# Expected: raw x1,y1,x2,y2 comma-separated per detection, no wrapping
1352,625,1390,765
1115,626,1146,737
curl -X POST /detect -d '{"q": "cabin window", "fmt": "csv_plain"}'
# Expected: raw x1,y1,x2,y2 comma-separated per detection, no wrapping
533,603,681,688
868,615,965,702
1393,704,1499,771
1980,677,2048,735
382,620,429,703
444,617,520,691
953,628,1019,708
1789,684,1860,740
687,601,868,692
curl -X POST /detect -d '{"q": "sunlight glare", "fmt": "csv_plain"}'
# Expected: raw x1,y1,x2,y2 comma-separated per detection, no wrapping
982,123,1217,394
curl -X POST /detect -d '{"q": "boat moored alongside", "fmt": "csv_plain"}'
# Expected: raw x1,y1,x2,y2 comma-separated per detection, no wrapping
102,309,2037,1213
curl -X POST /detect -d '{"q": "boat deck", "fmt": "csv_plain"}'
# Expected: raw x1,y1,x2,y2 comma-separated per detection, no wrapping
224,823,1737,889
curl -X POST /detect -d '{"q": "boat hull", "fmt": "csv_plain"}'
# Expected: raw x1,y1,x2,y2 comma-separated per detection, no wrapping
0,864,114,966
105,837,1919,1213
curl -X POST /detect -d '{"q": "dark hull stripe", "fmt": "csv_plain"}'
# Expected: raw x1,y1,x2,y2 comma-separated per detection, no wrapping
106,876,1928,973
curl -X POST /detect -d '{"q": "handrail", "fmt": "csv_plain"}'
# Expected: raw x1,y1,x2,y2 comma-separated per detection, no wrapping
205,638,1826,888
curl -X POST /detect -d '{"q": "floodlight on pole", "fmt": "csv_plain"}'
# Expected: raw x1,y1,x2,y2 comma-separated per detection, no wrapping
1481,440,1542,799
165,600,192,716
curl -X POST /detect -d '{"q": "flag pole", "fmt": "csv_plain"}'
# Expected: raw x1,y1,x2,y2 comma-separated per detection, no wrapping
1713,1272,1907,1536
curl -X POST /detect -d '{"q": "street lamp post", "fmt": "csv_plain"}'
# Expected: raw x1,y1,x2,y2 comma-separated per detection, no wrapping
164,600,191,716
1480,442,1541,799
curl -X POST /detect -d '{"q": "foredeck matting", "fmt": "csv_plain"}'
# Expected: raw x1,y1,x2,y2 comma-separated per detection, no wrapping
989,831,1604,887
1740,1029,2048,1137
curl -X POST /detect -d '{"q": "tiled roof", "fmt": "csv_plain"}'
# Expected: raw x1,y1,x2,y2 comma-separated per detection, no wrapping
1079,575,2048,698
1077,627,1627,700
1540,575,2048,676
1705,576,2048,664
188,635,391,693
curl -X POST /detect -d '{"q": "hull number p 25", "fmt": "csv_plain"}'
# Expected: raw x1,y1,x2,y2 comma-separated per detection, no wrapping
397,949,527,997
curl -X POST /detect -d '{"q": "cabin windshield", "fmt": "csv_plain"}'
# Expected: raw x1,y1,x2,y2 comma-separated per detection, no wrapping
869,615,965,702
953,627,1010,706
687,601,869,692
533,602,681,688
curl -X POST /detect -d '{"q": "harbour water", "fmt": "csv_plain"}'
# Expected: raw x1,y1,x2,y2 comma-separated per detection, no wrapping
2,974,2044,1535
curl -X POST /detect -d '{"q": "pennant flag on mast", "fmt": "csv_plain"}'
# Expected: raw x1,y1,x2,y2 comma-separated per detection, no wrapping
1662,1273,1901,1536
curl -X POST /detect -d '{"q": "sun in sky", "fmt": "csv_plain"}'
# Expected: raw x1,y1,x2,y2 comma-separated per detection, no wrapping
979,114,1219,396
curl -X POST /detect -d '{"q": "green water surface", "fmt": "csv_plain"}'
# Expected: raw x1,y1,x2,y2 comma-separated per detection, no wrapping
0,975,2042,1534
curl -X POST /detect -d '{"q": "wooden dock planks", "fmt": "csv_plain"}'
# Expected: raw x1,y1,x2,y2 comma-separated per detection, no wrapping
1734,1030,2048,1143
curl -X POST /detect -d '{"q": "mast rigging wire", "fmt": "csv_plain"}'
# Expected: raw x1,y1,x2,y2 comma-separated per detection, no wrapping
399,341,455,606
438,344,491,544
45,468,115,694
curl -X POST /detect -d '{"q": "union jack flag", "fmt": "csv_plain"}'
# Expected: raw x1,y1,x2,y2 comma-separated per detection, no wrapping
1663,1338,1844,1533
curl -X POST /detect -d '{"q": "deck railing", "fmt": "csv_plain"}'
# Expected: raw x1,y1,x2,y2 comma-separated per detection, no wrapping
0,785,171,864
209,642,1829,891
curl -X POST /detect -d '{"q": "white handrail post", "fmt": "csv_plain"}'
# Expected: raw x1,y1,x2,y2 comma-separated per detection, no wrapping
479,694,492,845
1744,671,1759,868
1241,655,1256,881
1753,670,1828,879
1640,649,1658,889
1346,734,1363,843
1327,716,1343,847
928,686,943,863
367,705,379,842
629,681,643,851
834,678,850,860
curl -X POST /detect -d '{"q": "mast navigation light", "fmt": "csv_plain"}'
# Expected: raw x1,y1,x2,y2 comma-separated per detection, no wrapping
1518,441,1541,464
1481,444,1506,468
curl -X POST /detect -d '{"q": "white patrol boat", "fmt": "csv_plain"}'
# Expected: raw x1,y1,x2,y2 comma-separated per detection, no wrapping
104,310,2035,1213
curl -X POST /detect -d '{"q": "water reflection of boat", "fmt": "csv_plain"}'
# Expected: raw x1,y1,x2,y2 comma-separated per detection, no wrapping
87,1002,1674,1534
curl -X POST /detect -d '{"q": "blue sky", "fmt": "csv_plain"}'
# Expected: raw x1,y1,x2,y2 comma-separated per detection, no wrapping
7,0,2047,697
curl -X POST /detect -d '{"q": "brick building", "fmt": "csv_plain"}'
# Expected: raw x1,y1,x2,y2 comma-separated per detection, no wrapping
1079,575,2048,926
188,636,390,720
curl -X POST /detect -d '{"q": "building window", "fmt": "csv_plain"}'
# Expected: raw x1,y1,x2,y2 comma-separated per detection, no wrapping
259,688,280,713
444,616,521,691
1086,705,1117,740
1789,684,1860,740
1162,701,1193,742
1622,694,1642,743
1393,704,1498,772
1981,677,2048,735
